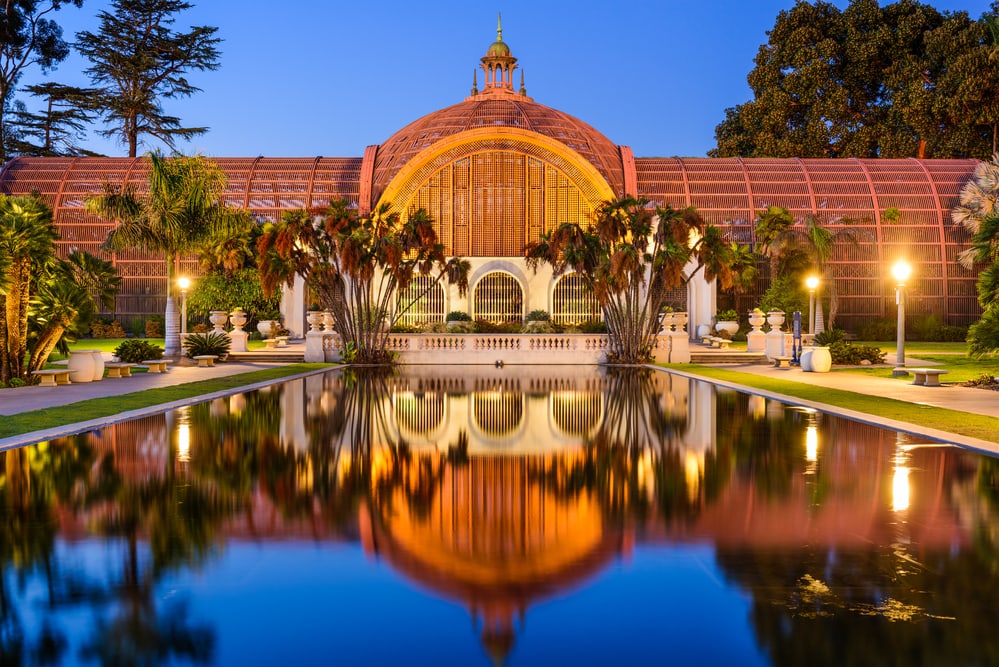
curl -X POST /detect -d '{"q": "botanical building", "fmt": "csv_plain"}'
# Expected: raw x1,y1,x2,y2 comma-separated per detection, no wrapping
0,25,981,334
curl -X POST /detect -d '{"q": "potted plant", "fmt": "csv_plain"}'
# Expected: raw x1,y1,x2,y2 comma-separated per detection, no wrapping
446,310,473,332
523,309,554,333
714,309,739,336
256,308,282,338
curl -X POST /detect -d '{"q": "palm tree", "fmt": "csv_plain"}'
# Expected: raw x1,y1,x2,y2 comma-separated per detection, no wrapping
86,152,249,357
526,196,749,364
755,209,870,329
0,194,58,383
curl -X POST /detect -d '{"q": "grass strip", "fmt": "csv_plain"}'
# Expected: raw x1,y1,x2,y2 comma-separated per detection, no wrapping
670,363,999,445
0,363,330,438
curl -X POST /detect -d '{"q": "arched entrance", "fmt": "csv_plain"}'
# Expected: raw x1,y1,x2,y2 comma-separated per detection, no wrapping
473,271,523,323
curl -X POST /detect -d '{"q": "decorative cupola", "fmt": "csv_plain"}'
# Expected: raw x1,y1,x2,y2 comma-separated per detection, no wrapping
467,14,532,102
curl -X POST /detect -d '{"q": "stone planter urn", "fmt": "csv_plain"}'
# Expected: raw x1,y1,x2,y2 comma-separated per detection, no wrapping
674,311,688,333
209,310,228,333
660,312,675,333
229,310,247,332
257,320,280,338
748,310,766,332
715,320,739,336
67,350,96,383
800,347,815,372
322,311,335,333
766,310,785,331
307,310,323,333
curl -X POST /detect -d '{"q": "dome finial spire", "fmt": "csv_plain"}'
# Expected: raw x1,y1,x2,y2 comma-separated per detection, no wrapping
472,69,478,96
497,12,503,42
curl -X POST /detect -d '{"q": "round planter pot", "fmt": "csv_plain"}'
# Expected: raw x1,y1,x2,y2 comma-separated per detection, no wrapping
810,346,832,373
89,350,105,381
715,321,739,336
68,350,96,383
800,347,814,372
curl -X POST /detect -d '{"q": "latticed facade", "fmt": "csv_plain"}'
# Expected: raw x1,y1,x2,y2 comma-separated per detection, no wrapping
0,22,982,332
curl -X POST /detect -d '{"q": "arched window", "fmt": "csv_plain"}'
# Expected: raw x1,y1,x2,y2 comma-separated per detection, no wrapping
473,272,523,323
395,274,445,327
551,273,601,325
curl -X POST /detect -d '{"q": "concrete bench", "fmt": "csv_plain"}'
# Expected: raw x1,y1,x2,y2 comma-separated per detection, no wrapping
140,360,170,373
773,356,793,369
31,369,72,386
104,362,136,378
193,354,218,367
275,335,289,348
911,368,949,387
709,336,731,350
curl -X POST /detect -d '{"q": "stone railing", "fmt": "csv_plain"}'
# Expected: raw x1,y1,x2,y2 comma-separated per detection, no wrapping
307,331,690,365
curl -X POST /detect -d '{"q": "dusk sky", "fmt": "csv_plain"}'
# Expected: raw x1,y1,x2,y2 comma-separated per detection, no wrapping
20,0,996,159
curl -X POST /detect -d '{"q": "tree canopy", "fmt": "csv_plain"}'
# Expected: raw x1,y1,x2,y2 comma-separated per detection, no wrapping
712,0,999,159
75,0,221,157
0,0,83,161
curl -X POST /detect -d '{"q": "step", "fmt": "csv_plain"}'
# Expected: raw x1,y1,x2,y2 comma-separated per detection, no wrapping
689,351,770,365
227,351,305,363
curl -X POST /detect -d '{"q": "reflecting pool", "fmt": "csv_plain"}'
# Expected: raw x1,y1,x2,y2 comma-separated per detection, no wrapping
2,366,999,666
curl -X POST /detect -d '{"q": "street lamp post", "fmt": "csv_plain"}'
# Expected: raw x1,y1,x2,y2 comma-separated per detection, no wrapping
177,277,190,338
891,260,911,377
805,275,819,335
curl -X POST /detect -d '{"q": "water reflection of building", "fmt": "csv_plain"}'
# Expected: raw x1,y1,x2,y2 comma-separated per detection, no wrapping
22,370,986,660
360,454,627,663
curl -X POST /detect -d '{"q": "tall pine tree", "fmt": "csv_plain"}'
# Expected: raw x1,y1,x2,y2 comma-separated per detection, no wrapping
75,0,221,157
10,82,101,156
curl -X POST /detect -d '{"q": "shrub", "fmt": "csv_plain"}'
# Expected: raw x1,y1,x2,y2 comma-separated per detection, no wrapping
525,309,550,322
446,310,471,322
578,319,608,334
759,275,808,317
474,319,521,334
910,313,968,342
522,320,555,333
857,318,896,341
828,341,885,365
184,331,231,359
91,318,126,338
114,339,164,363
968,309,999,358
715,309,739,322
813,328,846,346
389,323,420,333
145,315,163,338
7,377,26,388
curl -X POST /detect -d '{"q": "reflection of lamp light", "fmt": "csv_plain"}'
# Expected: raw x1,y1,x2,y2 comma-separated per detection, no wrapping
805,425,818,463
176,406,191,463
892,465,910,512
805,275,819,335
891,260,911,377
177,276,191,337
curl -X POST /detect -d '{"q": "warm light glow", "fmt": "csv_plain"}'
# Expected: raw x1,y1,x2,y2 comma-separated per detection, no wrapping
177,423,190,462
892,466,910,512
891,260,912,285
177,276,191,292
685,450,702,503
805,426,819,463
805,275,819,291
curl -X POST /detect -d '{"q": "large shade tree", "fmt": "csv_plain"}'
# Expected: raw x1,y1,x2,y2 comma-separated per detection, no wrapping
85,152,250,357
256,199,470,365
526,196,753,364
712,0,999,160
0,0,83,161
75,0,221,157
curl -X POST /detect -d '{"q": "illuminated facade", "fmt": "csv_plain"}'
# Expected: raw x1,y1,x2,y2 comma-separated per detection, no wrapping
0,24,981,333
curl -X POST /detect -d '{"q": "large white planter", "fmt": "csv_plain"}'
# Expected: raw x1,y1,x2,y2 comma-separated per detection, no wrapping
257,320,280,338
715,321,738,336
800,347,814,372
89,350,105,381
810,346,832,373
68,350,96,383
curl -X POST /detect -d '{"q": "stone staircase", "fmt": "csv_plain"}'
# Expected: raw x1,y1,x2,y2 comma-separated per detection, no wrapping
227,350,305,363
689,349,770,365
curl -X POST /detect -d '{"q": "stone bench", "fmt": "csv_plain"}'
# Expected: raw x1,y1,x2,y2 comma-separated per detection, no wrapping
708,336,731,350
773,356,793,369
31,369,72,386
911,368,949,387
139,360,170,373
193,354,218,367
104,362,136,378
264,335,290,350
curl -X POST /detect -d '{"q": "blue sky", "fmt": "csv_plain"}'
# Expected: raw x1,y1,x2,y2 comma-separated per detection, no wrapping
19,0,996,158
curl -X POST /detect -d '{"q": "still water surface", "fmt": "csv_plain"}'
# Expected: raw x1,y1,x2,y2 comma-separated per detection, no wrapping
2,366,998,666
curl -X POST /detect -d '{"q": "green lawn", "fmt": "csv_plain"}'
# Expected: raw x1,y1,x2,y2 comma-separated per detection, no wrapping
49,336,274,362
671,363,999,445
0,363,331,439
